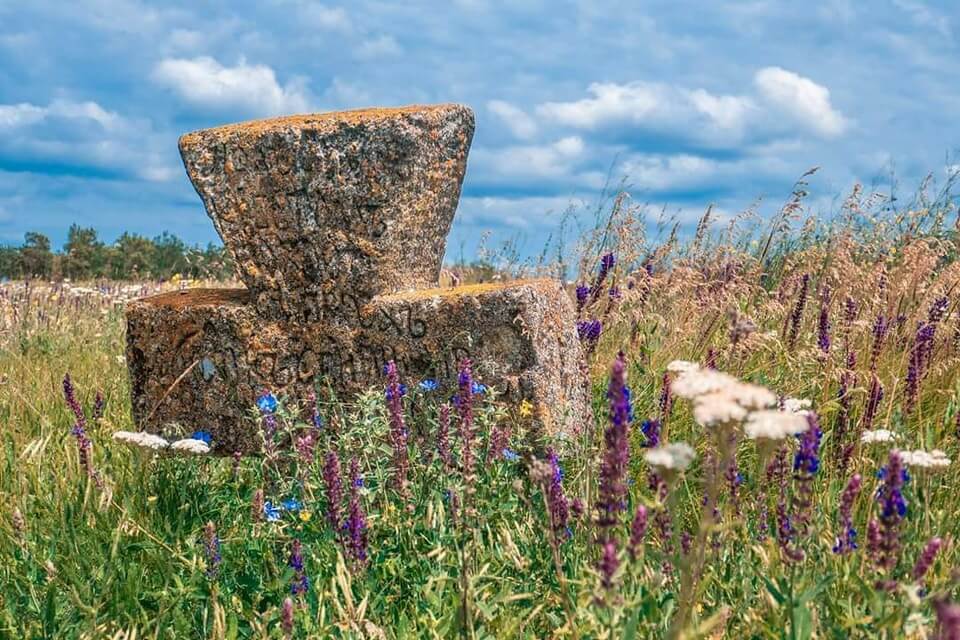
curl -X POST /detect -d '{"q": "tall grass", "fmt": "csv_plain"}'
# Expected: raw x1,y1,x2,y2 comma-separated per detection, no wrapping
2,171,960,638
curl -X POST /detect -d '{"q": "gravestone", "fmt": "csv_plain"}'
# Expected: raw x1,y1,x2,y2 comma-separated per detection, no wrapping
125,104,589,453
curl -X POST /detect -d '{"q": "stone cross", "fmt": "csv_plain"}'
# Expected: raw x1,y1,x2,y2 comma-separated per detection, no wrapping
125,104,588,453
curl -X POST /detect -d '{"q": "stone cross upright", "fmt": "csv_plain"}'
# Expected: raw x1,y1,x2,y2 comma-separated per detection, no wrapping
125,104,589,453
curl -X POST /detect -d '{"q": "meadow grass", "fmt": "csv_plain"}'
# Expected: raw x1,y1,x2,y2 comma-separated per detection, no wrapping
3,180,960,638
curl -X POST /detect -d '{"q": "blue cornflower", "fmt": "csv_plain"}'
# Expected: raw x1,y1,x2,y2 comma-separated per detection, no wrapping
257,392,278,414
472,382,487,395
263,501,282,522
282,498,302,512
191,430,213,444
502,448,520,462
419,379,439,392
353,476,364,488
385,383,407,400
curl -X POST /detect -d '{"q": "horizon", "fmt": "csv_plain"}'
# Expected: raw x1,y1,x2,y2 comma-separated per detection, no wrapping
1,1,958,259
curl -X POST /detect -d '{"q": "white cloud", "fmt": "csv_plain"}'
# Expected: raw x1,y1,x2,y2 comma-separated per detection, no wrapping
487,100,538,140
0,99,175,182
476,136,587,181
893,0,952,39
355,35,402,59
152,56,311,116
302,4,352,31
536,81,756,147
753,66,848,138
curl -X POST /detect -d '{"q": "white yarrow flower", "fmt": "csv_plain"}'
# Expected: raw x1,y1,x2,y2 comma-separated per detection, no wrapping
671,369,738,399
860,429,899,444
112,431,170,450
725,382,778,410
170,438,211,455
644,442,696,473
693,392,748,427
782,397,812,414
899,449,950,469
744,410,809,441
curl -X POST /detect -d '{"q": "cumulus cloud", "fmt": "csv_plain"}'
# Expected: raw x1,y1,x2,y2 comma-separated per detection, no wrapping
534,68,848,147
487,100,538,140
152,56,311,116
536,81,756,148
753,67,848,138
301,4,352,31
474,136,587,181
0,99,174,182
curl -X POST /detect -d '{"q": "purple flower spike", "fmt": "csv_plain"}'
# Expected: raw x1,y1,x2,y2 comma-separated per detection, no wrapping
787,274,810,351
384,361,410,492
628,505,648,560
912,537,942,582
343,458,369,566
875,450,907,570
833,474,861,555
322,451,343,533
289,539,309,595
62,374,101,487
203,521,221,579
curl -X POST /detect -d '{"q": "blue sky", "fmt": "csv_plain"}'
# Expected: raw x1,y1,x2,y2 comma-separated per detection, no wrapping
0,1,958,260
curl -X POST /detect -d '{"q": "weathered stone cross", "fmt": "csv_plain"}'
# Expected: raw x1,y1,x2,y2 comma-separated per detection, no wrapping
125,104,588,453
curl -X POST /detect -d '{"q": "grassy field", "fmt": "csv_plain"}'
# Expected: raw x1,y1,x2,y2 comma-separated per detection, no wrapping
3,184,960,638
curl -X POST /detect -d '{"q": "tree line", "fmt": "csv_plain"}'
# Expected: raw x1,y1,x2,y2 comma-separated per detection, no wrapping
0,225,235,281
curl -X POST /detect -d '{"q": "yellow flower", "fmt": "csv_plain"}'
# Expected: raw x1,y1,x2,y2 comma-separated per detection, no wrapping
299,510,313,523
519,400,534,418
147,495,158,503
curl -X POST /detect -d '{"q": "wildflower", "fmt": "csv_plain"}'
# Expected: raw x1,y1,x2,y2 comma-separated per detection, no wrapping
112,431,170,451
671,368,738,399
905,322,936,412
575,283,590,312
289,539,309,595
640,419,661,448
62,373,100,486
545,449,570,538
875,450,907,570
343,458,368,565
817,286,831,355
282,498,302,512
666,360,700,374
744,410,808,442
866,518,882,563
934,598,960,639
869,315,888,372
643,442,696,476
502,448,520,462
518,400,534,418
791,414,822,535
912,537,942,582
295,430,317,464
191,430,213,445
456,360,477,519
899,449,951,470
577,319,602,352
257,392,278,414
92,390,105,421
692,392,747,427
658,372,673,425
589,253,616,304
384,361,410,493
598,539,619,590
203,521,221,579
861,374,884,435
782,396,812,415
170,438,210,455
419,379,439,392
281,597,295,639
263,502,283,522
833,474,861,555
787,273,810,350
628,505,648,560
322,451,343,532
835,351,857,468
307,391,323,428
597,353,631,531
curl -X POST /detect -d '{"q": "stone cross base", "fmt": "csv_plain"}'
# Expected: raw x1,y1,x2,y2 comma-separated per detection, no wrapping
126,279,588,453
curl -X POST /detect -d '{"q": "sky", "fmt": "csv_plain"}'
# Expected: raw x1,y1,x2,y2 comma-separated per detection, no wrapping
0,0,958,260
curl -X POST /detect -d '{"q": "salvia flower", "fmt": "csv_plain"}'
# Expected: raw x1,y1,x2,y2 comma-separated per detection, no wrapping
62,373,100,486
384,361,410,492
817,286,832,355
833,474,862,555
912,537,942,582
92,390,105,421
281,597,295,639
640,419,661,448
598,540,619,590
456,359,477,518
934,598,960,639
875,450,907,570
787,273,810,351
251,488,265,522
628,504,648,560
322,451,343,532
203,521,221,579
791,413,822,535
575,283,590,312
545,449,570,538
589,253,616,304
288,539,309,595
343,458,368,566
597,353,631,532
577,319,602,352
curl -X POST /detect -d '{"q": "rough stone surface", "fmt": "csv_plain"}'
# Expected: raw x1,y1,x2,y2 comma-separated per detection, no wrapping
179,104,475,320
125,103,589,452
126,280,588,453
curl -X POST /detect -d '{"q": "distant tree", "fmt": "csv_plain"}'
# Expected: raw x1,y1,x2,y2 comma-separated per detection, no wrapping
62,224,106,280
0,245,20,278
151,231,188,278
19,232,54,279
111,233,156,280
